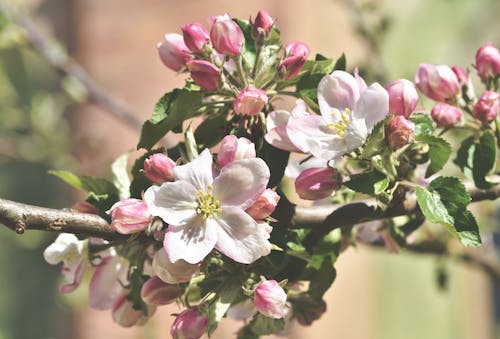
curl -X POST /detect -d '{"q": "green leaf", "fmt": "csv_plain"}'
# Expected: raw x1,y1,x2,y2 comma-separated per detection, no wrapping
308,256,336,300
360,120,385,159
473,130,497,189
128,148,165,199
415,177,481,247
344,170,389,195
137,89,204,150
298,88,320,113
49,170,118,196
234,19,256,71
111,152,131,199
454,135,475,180
333,53,346,71
415,135,452,177
206,279,241,336
194,114,229,149
410,114,434,136
371,148,397,180
247,315,285,336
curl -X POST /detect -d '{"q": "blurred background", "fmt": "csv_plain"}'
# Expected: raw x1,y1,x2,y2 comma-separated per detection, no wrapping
0,0,499,338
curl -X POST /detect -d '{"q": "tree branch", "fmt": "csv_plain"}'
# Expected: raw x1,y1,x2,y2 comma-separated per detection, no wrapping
0,0,144,131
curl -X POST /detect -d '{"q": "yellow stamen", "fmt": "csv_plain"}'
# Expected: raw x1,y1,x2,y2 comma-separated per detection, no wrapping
327,108,351,137
195,185,221,219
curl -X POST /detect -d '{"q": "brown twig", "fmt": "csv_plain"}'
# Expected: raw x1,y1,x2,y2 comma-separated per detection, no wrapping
0,0,144,131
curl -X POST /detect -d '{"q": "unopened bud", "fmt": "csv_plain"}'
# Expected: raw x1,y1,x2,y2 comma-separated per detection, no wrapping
157,33,191,71
245,189,280,220
233,86,268,116
431,103,462,128
385,115,415,150
217,135,256,169
106,199,152,234
187,60,221,91
414,64,460,102
278,42,310,80
295,167,340,201
144,153,176,185
170,308,208,339
254,279,287,319
141,276,182,306
386,79,419,118
209,14,244,56
475,43,500,83
252,10,274,38
473,91,499,122
181,23,210,53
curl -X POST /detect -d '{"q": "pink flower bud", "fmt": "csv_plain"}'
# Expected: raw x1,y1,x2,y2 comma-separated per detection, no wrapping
451,65,469,87
106,199,152,234
473,91,499,122
112,294,150,328
157,33,191,71
140,276,182,306
475,43,500,82
181,23,210,53
252,10,274,38
245,189,280,220
233,86,268,116
295,167,340,201
278,42,310,80
386,79,419,118
209,14,244,56
217,135,256,169
385,115,415,150
431,103,462,128
414,64,460,102
187,60,221,91
144,153,176,185
254,280,287,319
170,308,208,339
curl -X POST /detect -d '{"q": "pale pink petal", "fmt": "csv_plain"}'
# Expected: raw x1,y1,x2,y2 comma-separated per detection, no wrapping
265,112,303,152
345,118,368,151
174,149,214,189
214,207,269,264
212,158,270,210
60,260,87,293
144,182,197,226
354,82,389,131
318,71,360,115
89,256,128,310
163,217,218,264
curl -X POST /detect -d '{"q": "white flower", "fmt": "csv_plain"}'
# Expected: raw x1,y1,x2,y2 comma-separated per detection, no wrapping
144,149,271,264
266,71,388,160
43,233,87,293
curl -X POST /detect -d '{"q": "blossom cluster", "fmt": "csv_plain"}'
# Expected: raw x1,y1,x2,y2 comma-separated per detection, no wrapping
43,9,499,338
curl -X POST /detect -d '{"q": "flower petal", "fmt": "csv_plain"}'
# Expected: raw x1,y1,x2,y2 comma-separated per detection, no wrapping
354,82,389,131
213,158,270,210
144,181,197,226
318,71,360,116
265,110,302,152
345,118,368,151
163,217,218,264
214,207,269,264
174,148,214,189
89,256,128,310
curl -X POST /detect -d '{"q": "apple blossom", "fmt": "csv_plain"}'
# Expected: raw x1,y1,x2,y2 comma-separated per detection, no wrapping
209,13,244,56
140,276,182,306
254,279,287,319
186,59,221,91
152,248,200,284
145,149,271,264
275,70,389,160
182,23,210,53
385,115,415,150
233,86,268,116
473,90,499,122
106,198,152,234
386,79,418,118
245,188,280,220
43,233,87,293
295,167,340,200
144,153,176,184
89,254,128,310
217,135,256,169
171,308,208,339
431,103,462,128
157,33,191,71
414,64,460,102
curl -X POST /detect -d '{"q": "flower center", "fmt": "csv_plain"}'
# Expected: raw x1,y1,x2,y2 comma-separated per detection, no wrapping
195,185,221,219
328,108,351,137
